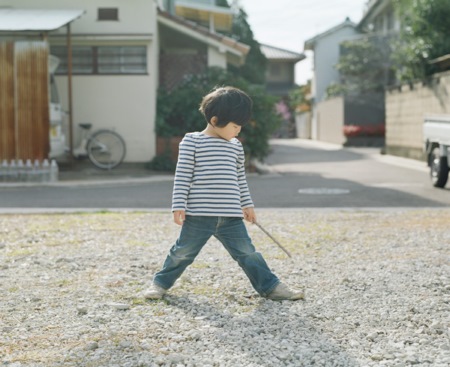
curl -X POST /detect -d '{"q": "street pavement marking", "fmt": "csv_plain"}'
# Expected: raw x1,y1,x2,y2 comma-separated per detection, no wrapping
298,188,351,195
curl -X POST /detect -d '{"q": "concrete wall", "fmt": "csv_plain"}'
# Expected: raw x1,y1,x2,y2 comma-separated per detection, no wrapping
295,112,311,139
316,96,345,144
386,70,450,159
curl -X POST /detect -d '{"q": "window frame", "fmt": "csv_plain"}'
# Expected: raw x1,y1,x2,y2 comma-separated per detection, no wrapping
98,8,119,21
50,45,148,75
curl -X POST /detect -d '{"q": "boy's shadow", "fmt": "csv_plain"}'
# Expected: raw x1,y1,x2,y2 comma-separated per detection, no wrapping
164,294,359,366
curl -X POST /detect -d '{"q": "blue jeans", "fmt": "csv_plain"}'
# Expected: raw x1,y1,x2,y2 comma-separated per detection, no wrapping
153,216,280,297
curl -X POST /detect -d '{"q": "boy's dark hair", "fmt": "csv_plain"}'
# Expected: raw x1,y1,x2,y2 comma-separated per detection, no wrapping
199,86,253,127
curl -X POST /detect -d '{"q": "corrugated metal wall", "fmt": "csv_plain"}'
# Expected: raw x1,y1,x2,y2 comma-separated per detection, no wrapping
0,41,50,161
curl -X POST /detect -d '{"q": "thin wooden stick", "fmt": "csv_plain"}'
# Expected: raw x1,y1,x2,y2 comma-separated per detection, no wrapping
254,222,292,258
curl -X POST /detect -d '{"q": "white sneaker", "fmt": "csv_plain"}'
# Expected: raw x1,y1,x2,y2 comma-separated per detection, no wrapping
267,282,304,301
143,283,167,300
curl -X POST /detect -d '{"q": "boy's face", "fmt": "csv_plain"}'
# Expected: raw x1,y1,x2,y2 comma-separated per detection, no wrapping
212,120,242,141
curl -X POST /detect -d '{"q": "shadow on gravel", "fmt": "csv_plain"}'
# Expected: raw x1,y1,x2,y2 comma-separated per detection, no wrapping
164,295,359,366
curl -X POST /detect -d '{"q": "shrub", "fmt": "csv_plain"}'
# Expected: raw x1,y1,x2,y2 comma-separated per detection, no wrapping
156,67,281,161
343,124,385,137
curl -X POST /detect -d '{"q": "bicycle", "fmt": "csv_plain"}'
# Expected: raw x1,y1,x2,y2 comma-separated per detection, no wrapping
73,123,126,170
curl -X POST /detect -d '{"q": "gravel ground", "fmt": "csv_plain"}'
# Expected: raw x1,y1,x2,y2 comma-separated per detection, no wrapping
0,209,449,367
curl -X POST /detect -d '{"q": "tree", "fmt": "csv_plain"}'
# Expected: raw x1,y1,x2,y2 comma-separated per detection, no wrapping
213,1,267,84
228,7,267,84
326,37,390,98
155,67,280,162
392,0,450,81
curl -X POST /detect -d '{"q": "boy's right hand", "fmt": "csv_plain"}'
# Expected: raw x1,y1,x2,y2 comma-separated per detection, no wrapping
173,210,186,225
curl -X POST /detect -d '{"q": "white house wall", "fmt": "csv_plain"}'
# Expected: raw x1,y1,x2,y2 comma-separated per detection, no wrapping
313,26,358,104
56,75,155,162
2,0,156,35
2,0,158,163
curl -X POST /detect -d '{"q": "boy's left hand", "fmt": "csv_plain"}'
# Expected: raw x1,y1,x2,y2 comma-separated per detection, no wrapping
243,207,256,223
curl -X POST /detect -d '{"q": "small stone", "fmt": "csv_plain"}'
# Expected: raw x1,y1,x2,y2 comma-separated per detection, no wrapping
370,354,384,361
405,355,420,365
119,340,133,349
77,306,88,315
85,342,99,351
109,303,130,311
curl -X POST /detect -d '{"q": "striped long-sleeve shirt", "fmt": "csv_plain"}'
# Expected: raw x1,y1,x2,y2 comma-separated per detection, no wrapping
172,132,254,217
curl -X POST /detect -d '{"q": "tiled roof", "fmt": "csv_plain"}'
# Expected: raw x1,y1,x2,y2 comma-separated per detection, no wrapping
260,44,305,62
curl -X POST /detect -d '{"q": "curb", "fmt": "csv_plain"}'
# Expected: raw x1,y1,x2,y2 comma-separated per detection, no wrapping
0,174,174,188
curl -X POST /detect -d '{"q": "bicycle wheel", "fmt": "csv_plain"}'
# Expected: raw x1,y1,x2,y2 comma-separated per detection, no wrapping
87,129,126,169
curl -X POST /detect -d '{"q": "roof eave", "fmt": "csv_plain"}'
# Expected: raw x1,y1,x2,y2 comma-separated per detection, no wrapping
0,9,85,32
304,18,356,50
157,11,249,59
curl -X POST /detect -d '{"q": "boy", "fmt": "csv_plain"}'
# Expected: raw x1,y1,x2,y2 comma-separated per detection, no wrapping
144,86,304,301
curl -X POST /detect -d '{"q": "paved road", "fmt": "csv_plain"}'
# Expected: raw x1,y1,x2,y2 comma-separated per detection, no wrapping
252,139,450,208
0,139,449,209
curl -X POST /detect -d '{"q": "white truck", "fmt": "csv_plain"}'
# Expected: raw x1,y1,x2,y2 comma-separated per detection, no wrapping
423,114,450,188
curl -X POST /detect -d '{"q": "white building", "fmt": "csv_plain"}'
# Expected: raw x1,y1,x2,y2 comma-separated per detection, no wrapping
0,0,248,164
304,18,357,140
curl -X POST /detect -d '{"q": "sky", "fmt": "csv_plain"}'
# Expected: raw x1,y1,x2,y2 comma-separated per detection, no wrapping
239,0,368,85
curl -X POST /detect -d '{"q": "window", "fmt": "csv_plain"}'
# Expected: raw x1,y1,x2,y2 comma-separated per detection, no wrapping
270,64,281,76
98,8,119,21
50,46,147,75
98,47,147,74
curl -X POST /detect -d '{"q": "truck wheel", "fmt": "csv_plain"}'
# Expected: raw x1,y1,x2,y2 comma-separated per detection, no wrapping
430,147,449,188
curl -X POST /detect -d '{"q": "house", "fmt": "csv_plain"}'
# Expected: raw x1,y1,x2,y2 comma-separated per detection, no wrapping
0,8,85,163
0,0,160,164
258,43,305,138
303,0,404,146
0,0,248,166
157,8,249,91
259,44,305,97
304,17,358,142
304,17,357,106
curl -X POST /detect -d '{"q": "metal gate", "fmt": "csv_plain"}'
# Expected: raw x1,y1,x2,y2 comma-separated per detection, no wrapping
0,41,50,162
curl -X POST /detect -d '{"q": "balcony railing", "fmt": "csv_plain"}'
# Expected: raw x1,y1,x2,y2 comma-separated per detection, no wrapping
178,0,216,6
